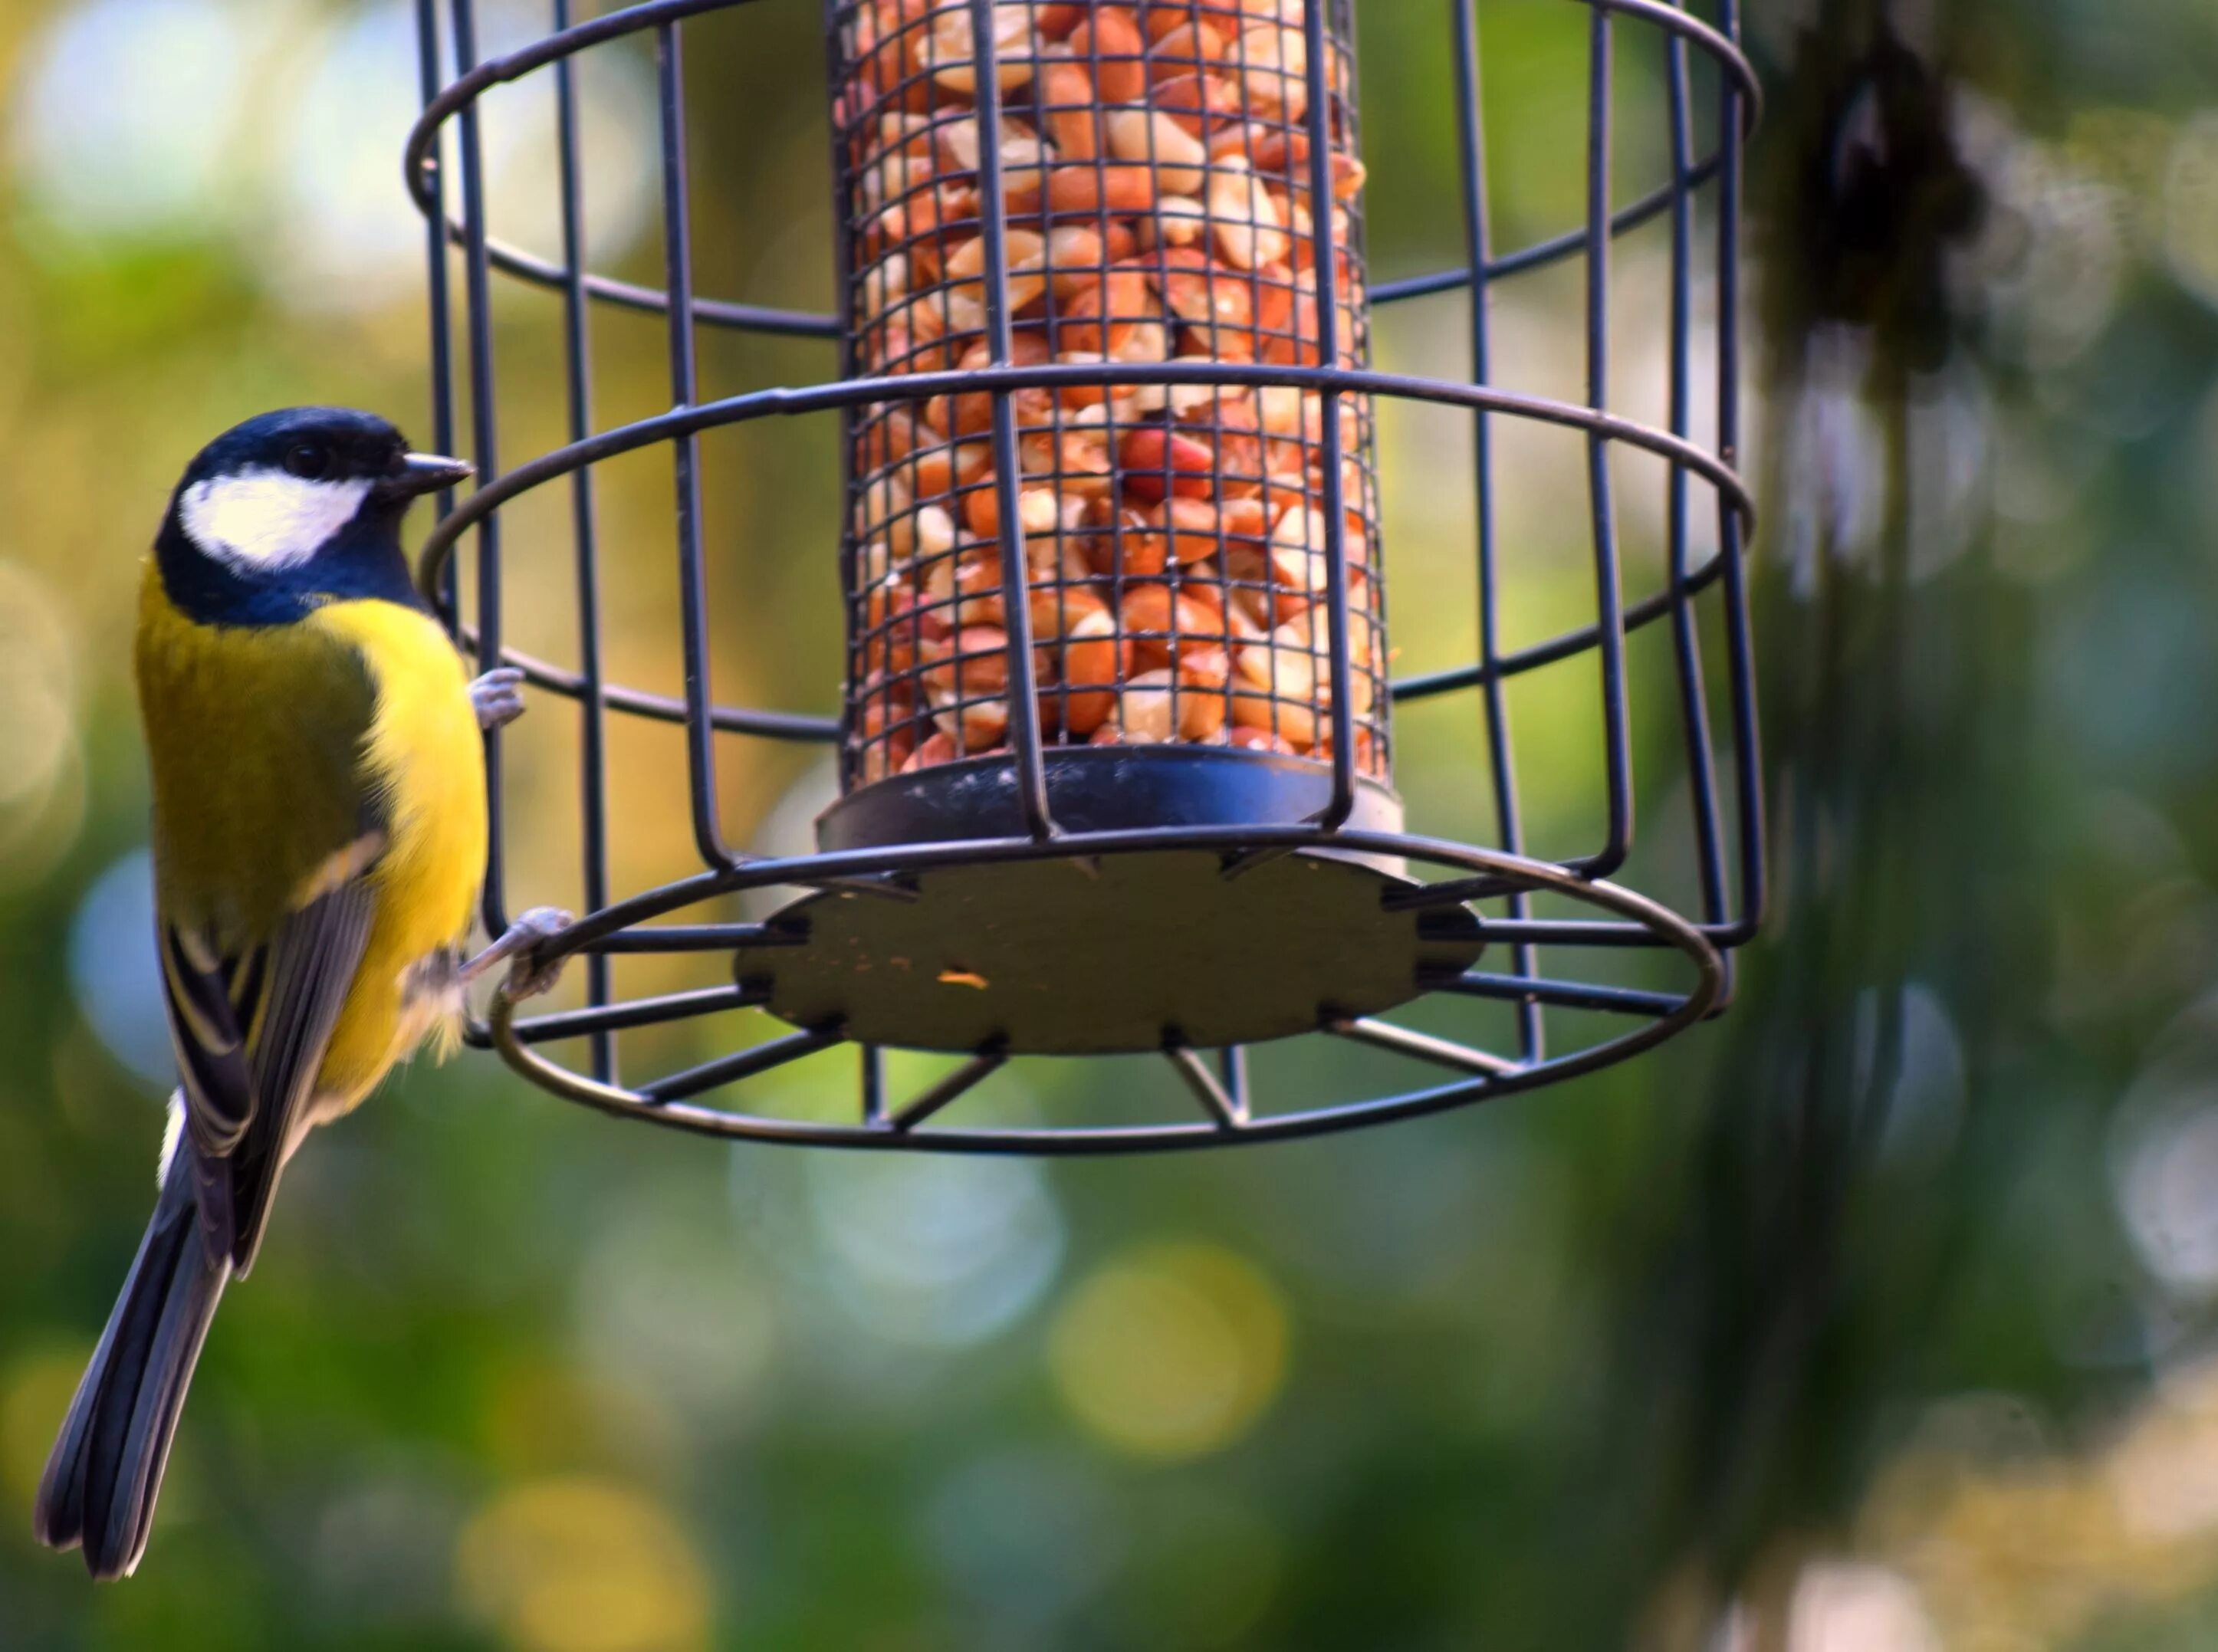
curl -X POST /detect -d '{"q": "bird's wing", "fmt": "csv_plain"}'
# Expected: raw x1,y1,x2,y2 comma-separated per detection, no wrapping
140,582,400,1273
160,860,381,1272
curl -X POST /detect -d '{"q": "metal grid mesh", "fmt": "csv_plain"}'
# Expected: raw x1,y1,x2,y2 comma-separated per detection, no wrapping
402,0,1765,1151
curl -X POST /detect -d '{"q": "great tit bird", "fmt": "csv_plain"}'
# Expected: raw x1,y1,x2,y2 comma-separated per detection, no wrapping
34,407,569,1581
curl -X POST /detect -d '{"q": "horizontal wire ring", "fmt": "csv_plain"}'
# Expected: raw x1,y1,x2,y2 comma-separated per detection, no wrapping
440,534,1739,741
403,0,1758,335
417,361,1754,734
418,360,1756,593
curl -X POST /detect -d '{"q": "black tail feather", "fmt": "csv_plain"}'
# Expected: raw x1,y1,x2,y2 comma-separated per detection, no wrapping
34,1149,230,1581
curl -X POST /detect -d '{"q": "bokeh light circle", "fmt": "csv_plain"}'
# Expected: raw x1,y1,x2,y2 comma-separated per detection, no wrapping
456,1475,711,1652
1047,1243,1289,1462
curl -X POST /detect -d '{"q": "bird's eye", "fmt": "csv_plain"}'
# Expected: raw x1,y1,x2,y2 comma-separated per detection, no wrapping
281,442,333,481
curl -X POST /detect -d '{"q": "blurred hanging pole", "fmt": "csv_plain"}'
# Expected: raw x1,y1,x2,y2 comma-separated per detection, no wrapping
1577,4,2062,1643
1760,6,1983,388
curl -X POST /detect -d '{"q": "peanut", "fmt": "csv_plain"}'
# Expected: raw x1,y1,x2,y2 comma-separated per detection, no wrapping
1056,268,1156,356
1039,162,1161,215
1119,583,1229,675
1155,194,1209,245
1151,21,1231,80
1152,71,1243,136
1117,425,1217,503
1042,601,1126,735
1067,6,1148,103
962,481,1063,540
1206,163,1290,271
925,2,1037,97
1119,668,1228,743
1233,24,1308,120
1149,248,1254,332
1035,61,1099,160
1105,108,1208,195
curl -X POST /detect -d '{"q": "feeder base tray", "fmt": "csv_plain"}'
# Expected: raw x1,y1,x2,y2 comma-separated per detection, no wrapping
739,849,1486,1056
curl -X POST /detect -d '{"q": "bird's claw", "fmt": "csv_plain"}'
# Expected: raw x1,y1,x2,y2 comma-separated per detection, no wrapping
462,906,574,1000
469,667,527,733
498,907,573,1003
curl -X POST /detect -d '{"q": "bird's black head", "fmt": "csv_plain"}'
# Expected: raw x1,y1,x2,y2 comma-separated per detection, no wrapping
156,407,472,626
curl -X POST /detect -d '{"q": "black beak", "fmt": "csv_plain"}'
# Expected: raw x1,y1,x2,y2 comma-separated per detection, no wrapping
384,452,474,498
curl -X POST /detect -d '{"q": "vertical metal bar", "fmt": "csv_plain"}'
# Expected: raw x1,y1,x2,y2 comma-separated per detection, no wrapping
554,0,614,1081
1219,1043,1250,1122
1663,9,1727,943
1580,1,1633,875
1040,12,1083,762
861,1042,886,1127
1713,0,1766,941
1304,0,1355,828
412,0,458,613
825,0,863,796
1451,0,1540,1062
968,0,1054,840
1332,0,1386,781
450,0,509,938
658,20,736,869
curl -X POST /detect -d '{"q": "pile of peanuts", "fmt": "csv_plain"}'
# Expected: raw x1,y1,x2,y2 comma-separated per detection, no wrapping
837,0,1390,784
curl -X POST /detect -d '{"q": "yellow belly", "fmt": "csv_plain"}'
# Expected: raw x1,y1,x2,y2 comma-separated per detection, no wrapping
305,599,488,1105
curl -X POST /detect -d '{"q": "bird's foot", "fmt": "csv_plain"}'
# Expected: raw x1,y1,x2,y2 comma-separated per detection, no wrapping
462,906,574,1001
469,667,527,732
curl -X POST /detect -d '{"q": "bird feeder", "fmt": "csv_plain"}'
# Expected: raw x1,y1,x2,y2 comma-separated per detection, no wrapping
406,0,1763,1149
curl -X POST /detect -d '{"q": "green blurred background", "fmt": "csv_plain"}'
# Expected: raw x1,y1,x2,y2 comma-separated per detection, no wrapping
5,0,2218,1645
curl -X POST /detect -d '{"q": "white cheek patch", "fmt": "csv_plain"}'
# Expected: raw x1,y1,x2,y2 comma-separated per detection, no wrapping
179,468,375,571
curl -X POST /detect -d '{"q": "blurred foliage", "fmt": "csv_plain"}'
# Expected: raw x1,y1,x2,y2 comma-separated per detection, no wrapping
2,0,2218,1647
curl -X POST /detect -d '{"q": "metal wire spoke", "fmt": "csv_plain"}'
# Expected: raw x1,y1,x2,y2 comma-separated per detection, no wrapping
890,1047,1009,1132
638,1026,846,1104
507,983,764,1045
1322,1016,1522,1077
1166,1041,1248,1131
1418,971,1691,1017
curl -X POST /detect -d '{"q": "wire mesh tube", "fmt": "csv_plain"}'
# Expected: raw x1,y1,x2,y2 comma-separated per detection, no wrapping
833,0,1388,790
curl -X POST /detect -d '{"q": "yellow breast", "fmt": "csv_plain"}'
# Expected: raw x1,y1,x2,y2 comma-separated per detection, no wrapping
303,599,488,1102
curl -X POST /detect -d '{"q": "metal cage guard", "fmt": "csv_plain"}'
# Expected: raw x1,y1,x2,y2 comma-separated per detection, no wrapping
405,0,1763,1152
